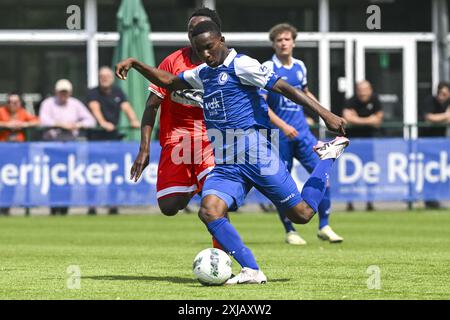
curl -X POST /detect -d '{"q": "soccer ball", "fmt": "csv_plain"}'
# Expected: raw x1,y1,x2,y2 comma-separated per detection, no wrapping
192,248,232,286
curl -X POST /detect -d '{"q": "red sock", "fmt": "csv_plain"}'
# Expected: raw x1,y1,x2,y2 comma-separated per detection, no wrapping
212,237,224,250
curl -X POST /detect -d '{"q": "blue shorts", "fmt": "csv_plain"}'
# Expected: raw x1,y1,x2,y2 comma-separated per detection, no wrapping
279,130,319,173
201,151,303,212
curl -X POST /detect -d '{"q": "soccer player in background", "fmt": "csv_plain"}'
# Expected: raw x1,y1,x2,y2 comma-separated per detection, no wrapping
261,23,344,244
129,8,225,248
116,21,348,284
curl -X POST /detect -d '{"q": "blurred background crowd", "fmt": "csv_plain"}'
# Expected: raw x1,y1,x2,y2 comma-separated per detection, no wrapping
0,0,449,215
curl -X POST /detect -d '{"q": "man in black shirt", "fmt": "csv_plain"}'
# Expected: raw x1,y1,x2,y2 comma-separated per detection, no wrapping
420,81,450,209
86,66,140,215
343,80,384,138
421,81,450,137
87,66,140,138
342,80,384,211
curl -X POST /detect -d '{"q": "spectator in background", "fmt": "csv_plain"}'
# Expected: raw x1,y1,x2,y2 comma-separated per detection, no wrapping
87,66,140,136
39,79,96,216
420,81,450,209
342,80,384,212
0,93,39,215
0,93,39,142
40,79,96,141
86,66,140,215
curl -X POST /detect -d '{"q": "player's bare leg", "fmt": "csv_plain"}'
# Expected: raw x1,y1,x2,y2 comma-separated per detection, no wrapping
198,194,228,223
284,201,315,224
158,194,192,216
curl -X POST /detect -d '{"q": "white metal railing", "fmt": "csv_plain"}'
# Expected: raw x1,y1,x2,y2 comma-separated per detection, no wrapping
0,30,439,45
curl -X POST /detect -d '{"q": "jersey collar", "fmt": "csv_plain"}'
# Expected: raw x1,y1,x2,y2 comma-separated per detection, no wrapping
272,54,294,69
221,49,237,67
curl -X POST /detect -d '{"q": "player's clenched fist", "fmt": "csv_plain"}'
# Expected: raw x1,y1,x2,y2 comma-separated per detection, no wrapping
323,112,347,136
115,58,135,80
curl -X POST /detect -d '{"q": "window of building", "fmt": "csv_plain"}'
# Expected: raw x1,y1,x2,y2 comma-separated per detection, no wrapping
97,0,198,32
216,0,318,32
0,0,84,30
330,0,431,32
0,45,87,114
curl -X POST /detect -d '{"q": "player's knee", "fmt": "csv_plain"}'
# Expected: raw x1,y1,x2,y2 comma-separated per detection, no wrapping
158,195,191,216
286,212,308,224
198,206,215,223
198,204,223,224
158,200,179,216
286,205,314,224
160,205,179,216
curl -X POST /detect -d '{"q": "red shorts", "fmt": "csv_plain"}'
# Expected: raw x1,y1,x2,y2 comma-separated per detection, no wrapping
156,139,215,199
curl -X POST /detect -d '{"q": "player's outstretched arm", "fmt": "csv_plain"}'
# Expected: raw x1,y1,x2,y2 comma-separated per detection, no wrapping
130,93,162,182
271,79,346,135
115,58,189,92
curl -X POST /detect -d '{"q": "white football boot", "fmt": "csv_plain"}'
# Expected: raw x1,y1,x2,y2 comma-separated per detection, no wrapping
313,136,349,160
225,267,267,285
285,231,307,245
317,225,344,243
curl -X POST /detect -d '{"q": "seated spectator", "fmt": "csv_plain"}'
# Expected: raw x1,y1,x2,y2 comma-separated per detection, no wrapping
342,80,384,212
0,93,39,142
40,79,96,141
39,79,96,216
420,81,450,209
87,66,140,139
0,93,39,215
421,81,450,136
86,66,140,215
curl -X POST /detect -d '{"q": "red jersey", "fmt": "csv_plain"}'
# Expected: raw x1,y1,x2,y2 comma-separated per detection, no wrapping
149,47,206,146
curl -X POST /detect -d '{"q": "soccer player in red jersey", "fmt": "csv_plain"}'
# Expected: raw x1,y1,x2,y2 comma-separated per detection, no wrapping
130,8,222,247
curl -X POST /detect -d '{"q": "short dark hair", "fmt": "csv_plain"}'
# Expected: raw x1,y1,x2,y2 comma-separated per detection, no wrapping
437,81,450,93
6,92,23,105
191,20,221,38
269,23,298,42
189,7,222,29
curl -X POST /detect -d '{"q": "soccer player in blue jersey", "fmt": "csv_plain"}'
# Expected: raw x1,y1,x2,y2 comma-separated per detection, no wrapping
261,23,344,245
115,21,349,285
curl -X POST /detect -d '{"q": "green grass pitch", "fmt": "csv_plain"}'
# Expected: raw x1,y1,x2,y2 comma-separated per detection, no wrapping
0,210,449,300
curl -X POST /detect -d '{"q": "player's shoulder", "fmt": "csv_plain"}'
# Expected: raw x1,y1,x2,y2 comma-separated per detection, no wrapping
234,53,258,64
233,53,264,72
292,58,307,71
262,60,275,71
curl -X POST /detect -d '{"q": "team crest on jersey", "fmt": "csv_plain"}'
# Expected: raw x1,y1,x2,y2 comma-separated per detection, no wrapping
218,72,229,85
297,71,304,82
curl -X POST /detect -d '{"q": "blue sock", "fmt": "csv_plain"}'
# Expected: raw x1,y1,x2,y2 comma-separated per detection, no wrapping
276,208,296,233
301,159,334,212
318,187,331,229
207,218,259,270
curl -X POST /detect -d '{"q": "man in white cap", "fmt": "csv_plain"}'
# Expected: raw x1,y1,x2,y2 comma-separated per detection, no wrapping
39,79,96,140
39,79,96,215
